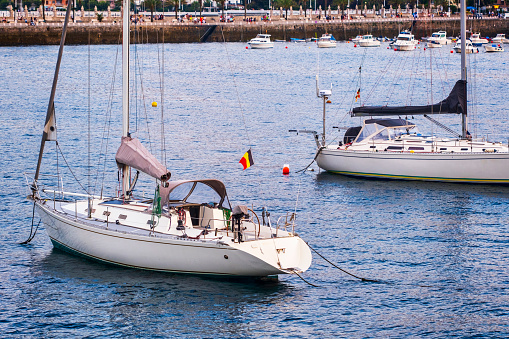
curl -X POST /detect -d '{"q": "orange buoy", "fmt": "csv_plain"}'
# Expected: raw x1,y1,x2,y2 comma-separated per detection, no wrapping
354,44,357,47
151,101,157,107
282,164,290,175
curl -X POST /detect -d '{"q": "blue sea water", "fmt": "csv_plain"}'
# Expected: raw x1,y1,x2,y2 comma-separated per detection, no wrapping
1,41,509,337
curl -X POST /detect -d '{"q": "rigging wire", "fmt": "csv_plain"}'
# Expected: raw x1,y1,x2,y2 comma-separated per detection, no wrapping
219,26,252,147
157,28,167,167
57,142,90,195
93,32,121,198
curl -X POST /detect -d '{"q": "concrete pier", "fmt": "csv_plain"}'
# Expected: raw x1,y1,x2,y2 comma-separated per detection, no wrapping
0,18,507,46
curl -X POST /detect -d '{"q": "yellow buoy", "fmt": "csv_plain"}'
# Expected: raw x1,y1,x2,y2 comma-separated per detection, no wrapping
152,102,157,107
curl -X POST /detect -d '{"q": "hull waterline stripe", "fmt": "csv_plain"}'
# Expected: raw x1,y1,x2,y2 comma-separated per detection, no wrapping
328,170,509,183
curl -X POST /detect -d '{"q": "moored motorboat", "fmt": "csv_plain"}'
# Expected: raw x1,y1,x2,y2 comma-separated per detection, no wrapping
317,34,337,48
453,39,479,53
425,31,450,45
359,34,381,47
248,34,274,49
392,31,417,51
469,32,489,46
491,34,509,44
351,35,363,43
485,43,504,52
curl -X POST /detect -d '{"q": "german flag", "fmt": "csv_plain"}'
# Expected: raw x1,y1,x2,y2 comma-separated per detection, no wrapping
239,149,254,170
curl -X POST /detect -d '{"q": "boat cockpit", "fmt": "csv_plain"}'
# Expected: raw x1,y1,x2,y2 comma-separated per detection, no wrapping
342,119,418,145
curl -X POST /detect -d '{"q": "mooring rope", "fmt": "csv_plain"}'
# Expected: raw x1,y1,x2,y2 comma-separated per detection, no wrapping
308,243,379,283
20,202,40,244
290,269,319,287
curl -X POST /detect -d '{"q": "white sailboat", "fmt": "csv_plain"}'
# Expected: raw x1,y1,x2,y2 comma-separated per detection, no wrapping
303,0,509,184
27,1,311,277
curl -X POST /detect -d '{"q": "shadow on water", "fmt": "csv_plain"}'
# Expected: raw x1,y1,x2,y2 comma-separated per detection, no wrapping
314,171,509,198
13,248,299,337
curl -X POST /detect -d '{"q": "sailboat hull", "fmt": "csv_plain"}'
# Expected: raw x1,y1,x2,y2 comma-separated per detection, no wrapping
36,201,312,277
316,149,509,184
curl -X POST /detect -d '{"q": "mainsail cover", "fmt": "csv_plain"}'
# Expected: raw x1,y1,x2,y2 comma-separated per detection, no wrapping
115,137,171,181
352,80,466,117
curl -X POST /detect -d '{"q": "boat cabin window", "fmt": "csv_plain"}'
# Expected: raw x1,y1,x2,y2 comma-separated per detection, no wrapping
373,128,390,141
388,126,418,139
355,124,378,142
399,36,412,41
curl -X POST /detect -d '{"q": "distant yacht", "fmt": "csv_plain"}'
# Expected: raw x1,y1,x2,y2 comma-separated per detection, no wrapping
317,34,337,48
247,34,274,49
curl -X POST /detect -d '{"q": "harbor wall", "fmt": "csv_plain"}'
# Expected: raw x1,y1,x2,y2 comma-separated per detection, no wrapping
1,18,508,46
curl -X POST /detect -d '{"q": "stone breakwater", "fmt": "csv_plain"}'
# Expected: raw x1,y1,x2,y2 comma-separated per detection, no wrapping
0,18,508,46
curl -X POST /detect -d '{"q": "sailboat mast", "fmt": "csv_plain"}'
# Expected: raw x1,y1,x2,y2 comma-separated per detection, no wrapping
460,0,468,139
33,5,72,193
122,0,130,197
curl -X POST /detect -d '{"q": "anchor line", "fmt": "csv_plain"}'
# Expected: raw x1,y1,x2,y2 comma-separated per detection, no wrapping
295,148,323,173
290,269,319,287
308,243,379,283
20,201,41,244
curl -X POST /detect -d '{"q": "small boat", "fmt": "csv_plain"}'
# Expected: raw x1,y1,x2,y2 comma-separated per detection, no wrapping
485,44,504,52
425,31,450,45
358,34,381,47
317,34,337,48
469,32,488,46
426,40,443,48
351,35,363,43
392,31,418,51
491,34,509,44
290,38,306,43
274,39,286,42
453,39,479,54
247,34,274,49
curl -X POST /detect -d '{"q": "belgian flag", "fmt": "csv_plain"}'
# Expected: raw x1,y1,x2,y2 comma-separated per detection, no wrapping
239,149,254,170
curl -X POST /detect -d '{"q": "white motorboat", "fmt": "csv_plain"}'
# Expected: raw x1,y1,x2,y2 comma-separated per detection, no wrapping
453,39,479,54
300,0,509,184
469,32,488,46
426,40,443,48
425,31,450,45
358,35,381,47
27,2,311,277
392,31,418,51
351,35,363,43
317,34,337,48
485,43,504,52
247,34,274,49
491,34,509,44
